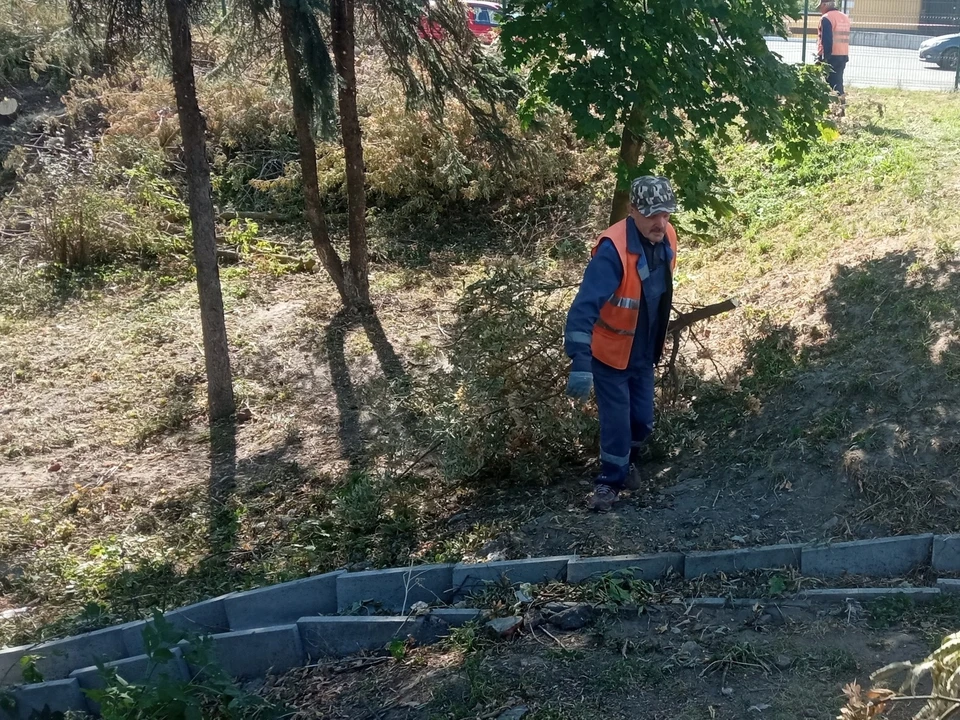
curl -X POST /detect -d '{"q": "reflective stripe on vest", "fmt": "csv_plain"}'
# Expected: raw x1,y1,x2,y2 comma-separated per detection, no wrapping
819,10,851,57
608,294,641,310
589,219,678,370
597,317,635,336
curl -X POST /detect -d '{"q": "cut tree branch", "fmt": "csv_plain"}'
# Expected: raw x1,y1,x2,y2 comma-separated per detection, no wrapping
668,298,739,334
662,297,739,400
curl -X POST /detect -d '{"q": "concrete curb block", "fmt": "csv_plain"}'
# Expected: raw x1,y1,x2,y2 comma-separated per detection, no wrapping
567,553,684,583
678,597,811,608
120,620,150,658
452,556,574,598
123,595,233,657
802,535,933,578
200,624,304,680
9,530,960,715
337,565,454,612
936,578,960,594
164,594,234,636
297,615,450,659
684,544,802,579
225,572,342,631
1,678,87,720
70,648,191,715
70,648,190,690
6,625,129,685
0,644,30,687
798,587,941,603
682,597,728,608
933,535,960,572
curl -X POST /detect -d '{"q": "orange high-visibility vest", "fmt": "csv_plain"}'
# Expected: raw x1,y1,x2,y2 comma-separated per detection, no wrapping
819,10,851,57
590,219,678,370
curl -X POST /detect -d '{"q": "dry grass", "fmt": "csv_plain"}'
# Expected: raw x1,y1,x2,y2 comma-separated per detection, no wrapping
3,88,960,653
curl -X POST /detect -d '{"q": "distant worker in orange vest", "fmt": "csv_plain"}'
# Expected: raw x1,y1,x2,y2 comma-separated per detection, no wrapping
818,0,851,114
564,176,678,512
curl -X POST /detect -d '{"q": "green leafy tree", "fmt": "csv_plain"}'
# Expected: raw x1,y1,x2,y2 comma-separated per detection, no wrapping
501,0,832,223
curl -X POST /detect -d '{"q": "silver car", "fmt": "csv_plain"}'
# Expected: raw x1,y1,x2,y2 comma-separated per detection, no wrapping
919,33,960,71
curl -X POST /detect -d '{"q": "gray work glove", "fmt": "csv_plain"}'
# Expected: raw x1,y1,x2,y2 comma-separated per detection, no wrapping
566,371,594,401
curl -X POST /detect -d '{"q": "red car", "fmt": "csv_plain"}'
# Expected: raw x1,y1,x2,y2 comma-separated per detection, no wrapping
463,0,502,43
419,0,503,45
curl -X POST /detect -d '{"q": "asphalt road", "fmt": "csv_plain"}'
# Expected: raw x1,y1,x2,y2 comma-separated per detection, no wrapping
766,37,959,91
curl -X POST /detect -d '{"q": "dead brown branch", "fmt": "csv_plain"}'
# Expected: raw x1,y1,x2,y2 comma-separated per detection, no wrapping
662,297,739,400
667,297,740,334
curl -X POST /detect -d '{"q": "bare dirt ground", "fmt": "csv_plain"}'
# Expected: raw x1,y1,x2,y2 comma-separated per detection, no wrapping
263,602,938,720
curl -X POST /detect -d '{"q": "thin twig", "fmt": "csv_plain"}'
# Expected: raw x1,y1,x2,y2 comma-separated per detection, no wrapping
472,389,565,423
530,627,549,646
867,290,893,324
666,327,683,401
869,694,960,705
688,325,728,382
539,626,566,650
940,703,960,720
328,656,390,674
393,438,442,482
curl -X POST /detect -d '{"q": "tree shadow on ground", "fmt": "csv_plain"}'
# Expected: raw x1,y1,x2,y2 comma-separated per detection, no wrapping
665,251,960,535
471,249,960,558
323,306,410,468
861,125,913,141
208,417,238,558
676,251,960,534
133,372,240,564
814,251,960,533
325,310,365,465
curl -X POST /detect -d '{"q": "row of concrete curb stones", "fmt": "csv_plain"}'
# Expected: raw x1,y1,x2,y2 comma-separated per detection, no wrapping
3,533,960,719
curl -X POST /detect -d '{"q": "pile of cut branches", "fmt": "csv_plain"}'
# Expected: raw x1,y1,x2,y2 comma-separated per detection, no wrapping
839,630,960,719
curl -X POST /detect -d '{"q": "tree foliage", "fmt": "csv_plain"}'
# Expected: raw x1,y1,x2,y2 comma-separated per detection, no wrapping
223,0,524,309
369,0,523,136
501,0,833,220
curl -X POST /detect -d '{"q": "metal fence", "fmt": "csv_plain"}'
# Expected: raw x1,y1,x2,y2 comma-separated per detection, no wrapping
765,0,960,91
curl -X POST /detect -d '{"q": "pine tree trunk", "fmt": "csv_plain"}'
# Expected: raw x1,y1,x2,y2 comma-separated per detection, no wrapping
165,0,236,421
278,1,351,306
329,0,371,309
609,105,645,225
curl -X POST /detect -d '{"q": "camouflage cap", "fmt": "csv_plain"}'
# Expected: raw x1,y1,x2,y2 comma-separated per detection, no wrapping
630,176,678,217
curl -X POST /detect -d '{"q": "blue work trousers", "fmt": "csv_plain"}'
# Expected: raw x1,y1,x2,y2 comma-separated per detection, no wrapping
593,358,655,486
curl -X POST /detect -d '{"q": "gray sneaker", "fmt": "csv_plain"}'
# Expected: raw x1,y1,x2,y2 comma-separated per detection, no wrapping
587,484,620,512
624,463,642,491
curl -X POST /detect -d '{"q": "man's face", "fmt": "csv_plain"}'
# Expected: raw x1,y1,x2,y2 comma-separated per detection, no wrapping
630,208,671,243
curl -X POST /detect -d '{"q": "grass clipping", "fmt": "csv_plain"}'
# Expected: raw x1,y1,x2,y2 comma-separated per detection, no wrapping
839,631,960,719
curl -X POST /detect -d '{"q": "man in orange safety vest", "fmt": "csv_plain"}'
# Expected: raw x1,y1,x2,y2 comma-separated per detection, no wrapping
818,0,851,114
564,177,678,512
